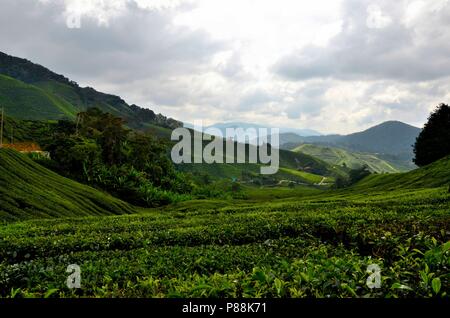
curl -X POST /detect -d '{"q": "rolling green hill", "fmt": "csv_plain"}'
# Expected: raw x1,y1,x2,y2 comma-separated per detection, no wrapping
353,155,450,190
0,51,180,131
0,75,77,120
178,162,329,186
293,144,401,173
277,148,345,177
0,149,134,222
175,132,345,185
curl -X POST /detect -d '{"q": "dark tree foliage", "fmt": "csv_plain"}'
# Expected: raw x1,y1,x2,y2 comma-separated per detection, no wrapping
334,176,348,189
348,165,371,184
413,103,450,167
334,165,371,189
47,108,193,207
47,135,100,173
75,107,130,165
55,120,76,135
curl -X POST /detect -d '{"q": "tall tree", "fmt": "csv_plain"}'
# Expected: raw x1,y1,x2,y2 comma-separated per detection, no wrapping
413,103,450,166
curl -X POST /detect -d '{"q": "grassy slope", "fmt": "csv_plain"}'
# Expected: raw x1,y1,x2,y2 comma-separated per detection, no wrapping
179,162,329,185
352,155,450,190
185,165,327,186
293,143,402,173
278,167,326,184
0,76,129,121
34,80,86,113
0,149,134,222
35,81,135,119
0,51,182,131
0,75,77,120
178,133,343,185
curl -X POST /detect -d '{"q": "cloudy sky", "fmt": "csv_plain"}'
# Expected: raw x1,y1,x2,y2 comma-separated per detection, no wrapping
1,0,450,134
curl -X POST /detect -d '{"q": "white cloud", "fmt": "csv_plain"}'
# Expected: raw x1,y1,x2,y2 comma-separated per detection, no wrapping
39,0,187,27
173,0,343,79
366,4,392,29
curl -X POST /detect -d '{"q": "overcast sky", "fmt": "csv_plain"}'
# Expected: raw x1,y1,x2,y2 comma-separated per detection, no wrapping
1,0,449,134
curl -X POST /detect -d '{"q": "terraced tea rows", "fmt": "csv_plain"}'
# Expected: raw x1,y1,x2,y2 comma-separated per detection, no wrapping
0,149,134,221
0,185,448,298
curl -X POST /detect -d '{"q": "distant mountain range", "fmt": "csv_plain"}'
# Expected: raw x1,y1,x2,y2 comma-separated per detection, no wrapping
194,120,420,171
281,121,420,156
184,122,321,137
0,51,181,130
280,121,421,171
184,120,421,172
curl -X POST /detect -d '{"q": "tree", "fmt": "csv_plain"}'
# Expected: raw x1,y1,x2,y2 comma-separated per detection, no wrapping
348,165,371,184
98,115,128,165
54,120,76,135
334,176,348,189
74,108,129,165
414,103,450,166
48,135,101,174
334,165,371,189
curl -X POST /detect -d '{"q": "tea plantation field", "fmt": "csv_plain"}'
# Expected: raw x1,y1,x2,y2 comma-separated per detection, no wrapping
0,186,449,298
0,149,134,221
0,155,449,298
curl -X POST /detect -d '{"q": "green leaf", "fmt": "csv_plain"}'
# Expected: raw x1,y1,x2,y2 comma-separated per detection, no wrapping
431,278,441,295
252,269,266,283
419,271,428,285
391,283,412,291
442,241,450,252
10,288,21,298
274,278,283,295
300,272,309,283
44,288,59,298
412,249,424,255
341,283,358,297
